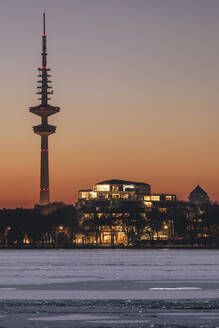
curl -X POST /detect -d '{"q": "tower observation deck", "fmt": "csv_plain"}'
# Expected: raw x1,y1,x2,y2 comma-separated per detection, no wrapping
29,13,60,204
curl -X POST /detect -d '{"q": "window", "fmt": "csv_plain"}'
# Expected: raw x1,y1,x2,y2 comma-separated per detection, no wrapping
112,194,120,199
166,195,174,201
151,196,160,201
90,192,97,198
99,193,109,199
96,185,110,191
123,184,135,191
112,185,119,192
103,193,109,199
145,201,152,207
159,208,167,213
144,196,151,201
122,194,129,199
81,192,89,199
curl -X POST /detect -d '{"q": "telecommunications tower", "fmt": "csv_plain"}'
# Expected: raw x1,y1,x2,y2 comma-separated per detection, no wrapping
29,13,60,204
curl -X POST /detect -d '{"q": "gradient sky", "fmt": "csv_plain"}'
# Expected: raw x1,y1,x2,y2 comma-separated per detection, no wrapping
1,0,219,208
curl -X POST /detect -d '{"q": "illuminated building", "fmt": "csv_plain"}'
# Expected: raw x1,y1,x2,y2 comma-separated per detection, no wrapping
79,179,151,201
79,179,175,208
143,194,176,208
29,14,60,204
77,179,176,245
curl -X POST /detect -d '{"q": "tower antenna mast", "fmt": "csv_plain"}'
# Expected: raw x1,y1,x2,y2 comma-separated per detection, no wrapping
43,12,46,34
29,13,60,204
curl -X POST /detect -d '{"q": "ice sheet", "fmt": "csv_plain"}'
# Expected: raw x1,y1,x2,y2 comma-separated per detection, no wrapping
0,249,218,300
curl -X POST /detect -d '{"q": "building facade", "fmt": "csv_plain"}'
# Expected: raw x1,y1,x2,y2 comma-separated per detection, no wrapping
189,185,210,206
76,179,176,246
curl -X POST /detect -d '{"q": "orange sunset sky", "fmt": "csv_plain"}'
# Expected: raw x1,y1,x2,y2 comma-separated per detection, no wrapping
1,0,219,208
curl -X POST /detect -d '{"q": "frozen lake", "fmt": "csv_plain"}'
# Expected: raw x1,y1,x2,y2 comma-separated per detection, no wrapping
0,249,219,300
0,249,219,327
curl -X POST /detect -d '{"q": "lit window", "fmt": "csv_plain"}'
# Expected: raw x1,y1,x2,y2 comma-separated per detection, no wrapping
23,235,30,244
81,192,89,199
144,196,151,201
90,192,97,198
99,193,109,199
96,185,110,191
112,185,119,191
151,196,160,201
123,184,135,191
166,195,173,201
159,208,167,213
122,194,129,199
145,201,152,207
112,194,120,199
103,194,109,199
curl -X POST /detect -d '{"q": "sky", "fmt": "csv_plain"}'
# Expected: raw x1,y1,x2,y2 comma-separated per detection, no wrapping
1,0,219,208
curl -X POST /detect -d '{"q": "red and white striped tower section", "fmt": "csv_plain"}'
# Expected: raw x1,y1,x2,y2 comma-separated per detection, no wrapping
29,13,60,204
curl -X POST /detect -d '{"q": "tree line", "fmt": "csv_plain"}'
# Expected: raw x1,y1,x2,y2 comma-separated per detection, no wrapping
0,201,219,247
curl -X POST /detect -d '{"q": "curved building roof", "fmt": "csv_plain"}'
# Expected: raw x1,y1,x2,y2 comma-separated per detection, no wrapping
95,179,150,186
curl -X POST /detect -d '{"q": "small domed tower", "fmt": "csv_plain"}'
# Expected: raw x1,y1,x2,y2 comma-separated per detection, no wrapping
189,185,210,205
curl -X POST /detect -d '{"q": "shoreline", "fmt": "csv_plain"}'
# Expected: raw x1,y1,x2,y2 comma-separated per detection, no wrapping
0,244,219,250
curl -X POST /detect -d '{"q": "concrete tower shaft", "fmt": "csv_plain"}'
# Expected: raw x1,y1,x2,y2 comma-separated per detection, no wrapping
40,136,49,204
29,13,60,205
